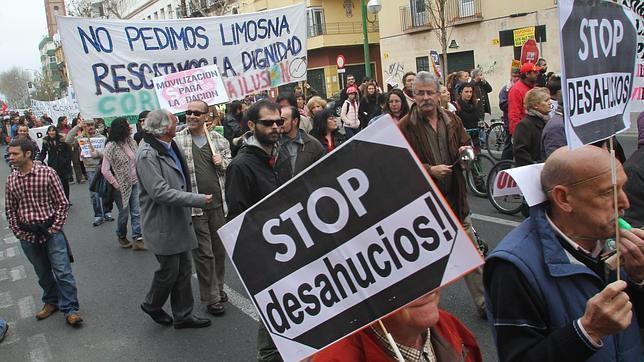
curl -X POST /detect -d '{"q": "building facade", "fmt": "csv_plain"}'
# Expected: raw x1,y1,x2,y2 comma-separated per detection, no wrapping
95,0,239,20
39,36,65,98
44,0,66,37
379,0,560,113
240,0,382,98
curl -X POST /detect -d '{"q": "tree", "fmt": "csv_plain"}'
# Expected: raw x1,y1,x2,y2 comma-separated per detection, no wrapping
184,0,239,17
0,68,31,108
425,0,452,83
67,0,123,18
32,71,63,101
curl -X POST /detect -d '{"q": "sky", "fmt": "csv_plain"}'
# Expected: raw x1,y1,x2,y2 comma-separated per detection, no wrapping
0,0,50,76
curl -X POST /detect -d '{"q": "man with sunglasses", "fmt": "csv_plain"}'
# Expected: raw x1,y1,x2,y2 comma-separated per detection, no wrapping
175,101,232,317
224,99,284,362
484,146,644,361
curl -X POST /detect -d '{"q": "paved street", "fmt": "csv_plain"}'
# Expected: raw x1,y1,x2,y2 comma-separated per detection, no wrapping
0,133,638,361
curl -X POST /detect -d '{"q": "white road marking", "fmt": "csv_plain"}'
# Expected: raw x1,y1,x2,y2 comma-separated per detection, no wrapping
10,265,26,281
0,291,13,308
28,334,53,362
191,273,259,322
471,213,521,227
3,234,18,244
5,246,19,258
223,285,259,322
0,268,7,281
17,296,35,319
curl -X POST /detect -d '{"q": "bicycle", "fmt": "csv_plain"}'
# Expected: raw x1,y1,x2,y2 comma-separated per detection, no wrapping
484,120,507,161
486,159,524,215
464,129,496,198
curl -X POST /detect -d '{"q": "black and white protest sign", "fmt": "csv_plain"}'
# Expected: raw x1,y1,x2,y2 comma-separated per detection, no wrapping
559,0,637,148
218,117,483,361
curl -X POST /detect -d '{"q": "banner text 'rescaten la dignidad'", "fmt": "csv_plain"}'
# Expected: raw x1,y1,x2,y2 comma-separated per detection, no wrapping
57,3,307,118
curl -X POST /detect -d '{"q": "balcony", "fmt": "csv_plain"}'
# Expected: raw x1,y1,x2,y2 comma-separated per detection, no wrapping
400,0,482,33
307,20,379,38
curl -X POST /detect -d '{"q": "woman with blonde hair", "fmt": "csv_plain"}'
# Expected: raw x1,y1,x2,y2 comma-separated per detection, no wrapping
306,96,328,117
513,87,551,167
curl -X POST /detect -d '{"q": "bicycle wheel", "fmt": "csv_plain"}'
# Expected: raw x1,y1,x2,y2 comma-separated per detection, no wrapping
486,122,506,160
466,154,495,198
486,160,523,215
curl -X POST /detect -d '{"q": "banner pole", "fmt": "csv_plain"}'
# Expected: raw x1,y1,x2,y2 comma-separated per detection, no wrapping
609,137,621,281
377,319,404,362
204,123,217,157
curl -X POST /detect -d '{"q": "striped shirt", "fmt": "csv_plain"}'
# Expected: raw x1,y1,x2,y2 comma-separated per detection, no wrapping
5,163,69,243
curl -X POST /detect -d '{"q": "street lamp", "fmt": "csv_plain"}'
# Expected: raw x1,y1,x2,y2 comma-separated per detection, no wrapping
361,0,382,79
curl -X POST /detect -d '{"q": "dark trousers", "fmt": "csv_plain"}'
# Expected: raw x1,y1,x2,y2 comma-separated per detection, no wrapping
143,251,194,323
501,134,513,160
257,323,283,362
192,207,226,305
58,173,69,200
70,146,84,183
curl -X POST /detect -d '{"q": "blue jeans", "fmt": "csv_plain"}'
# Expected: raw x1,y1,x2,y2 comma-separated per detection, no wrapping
86,171,104,218
20,232,79,316
114,183,142,239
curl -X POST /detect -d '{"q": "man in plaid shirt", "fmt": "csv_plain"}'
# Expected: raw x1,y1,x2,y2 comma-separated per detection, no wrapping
5,138,82,326
175,100,231,316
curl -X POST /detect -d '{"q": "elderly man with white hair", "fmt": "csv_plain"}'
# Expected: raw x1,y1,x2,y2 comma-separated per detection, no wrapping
136,109,215,329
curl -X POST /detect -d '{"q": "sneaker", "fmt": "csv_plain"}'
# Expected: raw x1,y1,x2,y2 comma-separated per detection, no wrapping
92,217,104,227
36,303,58,320
118,237,132,248
104,213,115,222
66,312,83,326
131,237,147,251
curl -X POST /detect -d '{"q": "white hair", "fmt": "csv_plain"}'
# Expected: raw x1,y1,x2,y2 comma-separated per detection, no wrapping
413,71,441,92
143,110,172,137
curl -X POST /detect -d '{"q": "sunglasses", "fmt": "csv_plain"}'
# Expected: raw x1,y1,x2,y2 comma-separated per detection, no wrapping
256,119,284,127
185,110,206,116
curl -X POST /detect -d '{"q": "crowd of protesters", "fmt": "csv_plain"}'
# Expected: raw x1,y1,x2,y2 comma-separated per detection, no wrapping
3,62,644,362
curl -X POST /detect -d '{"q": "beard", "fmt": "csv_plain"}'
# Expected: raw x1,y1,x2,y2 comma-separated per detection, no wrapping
255,129,279,146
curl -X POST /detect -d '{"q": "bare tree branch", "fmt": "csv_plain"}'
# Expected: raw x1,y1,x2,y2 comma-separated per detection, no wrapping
0,68,32,108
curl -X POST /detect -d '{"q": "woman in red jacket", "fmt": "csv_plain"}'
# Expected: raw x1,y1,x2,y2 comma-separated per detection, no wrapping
312,291,482,362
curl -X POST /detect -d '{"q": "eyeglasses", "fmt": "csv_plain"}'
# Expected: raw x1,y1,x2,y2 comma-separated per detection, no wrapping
185,110,205,116
256,119,284,127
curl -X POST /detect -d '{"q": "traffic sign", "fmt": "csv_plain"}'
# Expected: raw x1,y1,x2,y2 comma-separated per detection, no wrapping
336,54,346,69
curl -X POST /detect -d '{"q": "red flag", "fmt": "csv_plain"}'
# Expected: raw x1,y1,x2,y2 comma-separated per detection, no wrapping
1,102,7,113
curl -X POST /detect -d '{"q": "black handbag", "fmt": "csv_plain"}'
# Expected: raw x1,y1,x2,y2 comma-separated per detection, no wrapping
89,162,114,201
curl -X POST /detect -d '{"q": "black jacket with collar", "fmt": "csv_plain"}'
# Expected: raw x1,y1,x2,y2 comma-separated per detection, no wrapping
275,131,325,182
225,135,281,221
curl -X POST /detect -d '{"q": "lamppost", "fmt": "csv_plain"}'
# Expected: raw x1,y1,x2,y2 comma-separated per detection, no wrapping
361,0,382,79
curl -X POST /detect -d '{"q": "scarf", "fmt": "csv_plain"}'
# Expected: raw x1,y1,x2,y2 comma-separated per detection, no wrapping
105,138,137,209
527,108,551,122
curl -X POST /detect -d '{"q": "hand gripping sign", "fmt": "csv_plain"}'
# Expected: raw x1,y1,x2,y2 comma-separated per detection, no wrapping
217,117,483,361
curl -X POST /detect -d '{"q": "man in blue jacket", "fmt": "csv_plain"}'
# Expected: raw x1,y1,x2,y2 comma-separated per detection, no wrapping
484,145,643,361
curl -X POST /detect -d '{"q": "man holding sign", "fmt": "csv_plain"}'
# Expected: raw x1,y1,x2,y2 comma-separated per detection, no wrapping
175,100,232,316
485,146,644,361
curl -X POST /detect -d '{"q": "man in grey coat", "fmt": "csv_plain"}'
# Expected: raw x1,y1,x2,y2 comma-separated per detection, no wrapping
136,109,214,329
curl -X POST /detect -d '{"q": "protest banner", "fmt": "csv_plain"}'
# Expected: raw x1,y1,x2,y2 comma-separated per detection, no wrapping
513,26,536,47
57,4,307,120
559,0,637,148
28,126,49,150
429,50,442,78
31,94,80,125
153,65,229,114
217,117,483,361
78,137,106,158
620,0,644,112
